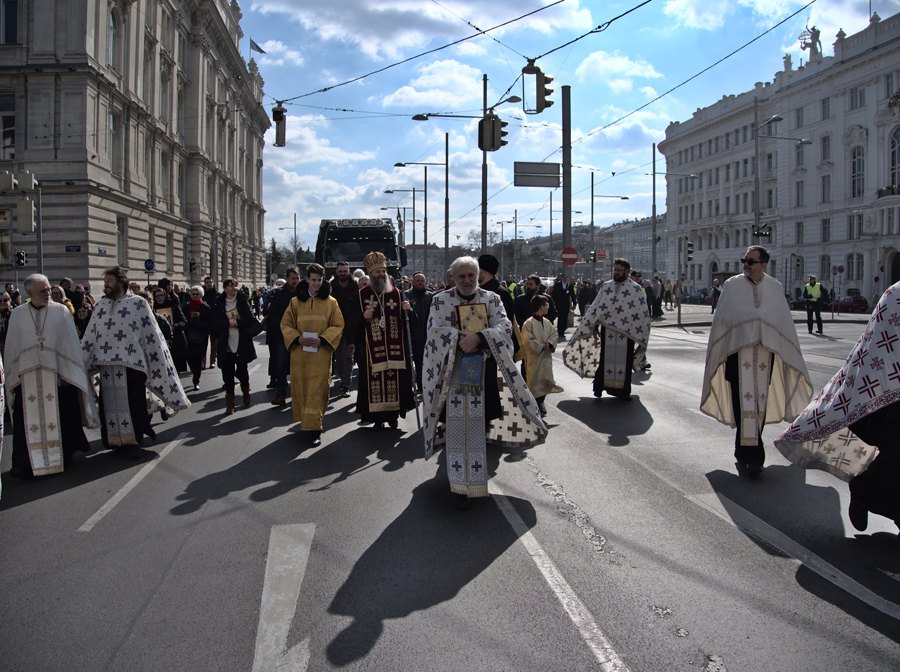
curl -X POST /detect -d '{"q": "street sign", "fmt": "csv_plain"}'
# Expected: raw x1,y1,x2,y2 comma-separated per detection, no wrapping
65,245,81,253
596,249,607,260
837,264,845,274
144,258,155,272
560,246,578,266
513,161,560,188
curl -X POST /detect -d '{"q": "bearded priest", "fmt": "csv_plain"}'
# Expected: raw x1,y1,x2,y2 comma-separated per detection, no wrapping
355,251,416,430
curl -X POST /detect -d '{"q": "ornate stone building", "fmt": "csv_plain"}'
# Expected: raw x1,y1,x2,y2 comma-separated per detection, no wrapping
659,12,900,304
0,0,269,288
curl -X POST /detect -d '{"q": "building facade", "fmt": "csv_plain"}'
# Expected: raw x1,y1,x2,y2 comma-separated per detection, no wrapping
659,12,900,304
0,0,269,289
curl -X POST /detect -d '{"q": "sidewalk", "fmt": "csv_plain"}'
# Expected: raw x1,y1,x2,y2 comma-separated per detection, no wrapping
648,303,870,329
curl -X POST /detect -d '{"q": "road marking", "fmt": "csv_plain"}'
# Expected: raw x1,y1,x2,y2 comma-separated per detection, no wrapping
252,524,315,672
491,482,631,672
78,432,187,532
78,432,188,532
879,569,900,583
688,493,900,621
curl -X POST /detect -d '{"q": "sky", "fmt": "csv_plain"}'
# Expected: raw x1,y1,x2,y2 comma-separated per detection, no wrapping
238,0,900,261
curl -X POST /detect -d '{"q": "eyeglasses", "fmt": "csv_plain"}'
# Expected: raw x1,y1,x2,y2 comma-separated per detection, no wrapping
740,258,763,266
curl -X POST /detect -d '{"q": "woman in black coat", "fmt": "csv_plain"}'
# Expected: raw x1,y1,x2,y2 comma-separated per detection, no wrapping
184,285,213,391
212,277,259,415
153,286,189,373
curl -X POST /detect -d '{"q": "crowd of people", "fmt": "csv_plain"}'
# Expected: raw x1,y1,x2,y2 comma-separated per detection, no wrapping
0,246,896,526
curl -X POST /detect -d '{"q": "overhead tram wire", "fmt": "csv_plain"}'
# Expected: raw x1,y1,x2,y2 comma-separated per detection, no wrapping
428,0,529,59
276,1,568,104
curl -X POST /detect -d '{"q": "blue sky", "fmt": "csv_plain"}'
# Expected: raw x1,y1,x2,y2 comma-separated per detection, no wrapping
238,0,898,257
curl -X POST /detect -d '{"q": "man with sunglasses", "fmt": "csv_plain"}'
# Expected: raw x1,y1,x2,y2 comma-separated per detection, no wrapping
701,246,812,477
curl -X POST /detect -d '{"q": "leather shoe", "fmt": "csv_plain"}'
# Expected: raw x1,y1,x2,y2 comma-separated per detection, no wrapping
309,432,322,447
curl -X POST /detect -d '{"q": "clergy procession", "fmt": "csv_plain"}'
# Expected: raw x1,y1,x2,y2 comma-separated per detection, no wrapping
0,247,897,528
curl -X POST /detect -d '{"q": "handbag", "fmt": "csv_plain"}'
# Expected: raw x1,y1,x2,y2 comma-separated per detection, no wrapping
243,318,264,338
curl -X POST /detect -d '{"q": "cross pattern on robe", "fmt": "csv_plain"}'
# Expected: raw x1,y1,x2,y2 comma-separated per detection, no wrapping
386,298,397,310
471,461,483,472
807,409,826,427
870,356,885,371
451,460,462,472
857,375,880,399
853,445,868,459
833,392,851,414
829,452,851,468
889,362,900,384
873,303,887,322
838,430,855,446
45,392,54,402
507,421,522,437
876,331,898,353
851,349,869,367
142,315,153,327
125,343,136,356
450,397,462,408
889,313,900,328
149,352,159,362
104,317,116,330
152,369,162,379
146,334,156,345
100,342,113,354
115,369,124,380
364,296,379,312
114,329,128,342
470,396,480,408
170,383,179,394
117,306,131,319
30,424,39,433
47,422,56,432
121,418,129,428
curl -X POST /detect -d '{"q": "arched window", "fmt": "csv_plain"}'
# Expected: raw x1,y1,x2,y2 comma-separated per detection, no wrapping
851,146,865,198
108,10,120,71
819,255,831,281
891,127,900,188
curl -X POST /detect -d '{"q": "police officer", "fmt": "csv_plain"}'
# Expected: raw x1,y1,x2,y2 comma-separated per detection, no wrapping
804,274,824,335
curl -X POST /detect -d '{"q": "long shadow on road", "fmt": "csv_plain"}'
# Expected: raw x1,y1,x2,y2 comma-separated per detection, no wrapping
706,466,900,642
556,394,653,446
325,449,536,667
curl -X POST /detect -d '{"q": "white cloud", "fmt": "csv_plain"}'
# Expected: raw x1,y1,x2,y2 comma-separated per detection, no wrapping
640,86,658,99
264,119,376,167
575,50,663,90
381,59,484,108
256,39,304,67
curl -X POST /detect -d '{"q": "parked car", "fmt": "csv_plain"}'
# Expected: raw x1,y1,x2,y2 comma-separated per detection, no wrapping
790,296,833,310
834,295,869,313
684,289,710,305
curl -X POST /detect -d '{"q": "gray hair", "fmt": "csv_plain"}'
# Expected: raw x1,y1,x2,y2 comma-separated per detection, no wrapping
24,273,49,291
190,285,204,294
449,256,479,275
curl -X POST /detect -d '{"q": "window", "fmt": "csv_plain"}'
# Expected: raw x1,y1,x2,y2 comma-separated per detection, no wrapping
1,0,18,44
847,253,864,281
0,93,14,159
820,255,831,281
794,106,803,128
821,218,831,242
742,158,748,178
795,221,804,244
160,151,171,205
724,196,730,214
795,180,805,207
821,135,830,162
849,85,866,110
821,174,831,203
109,112,123,175
108,10,120,71
851,146,865,198
714,167,719,184
795,142,805,168
143,39,155,108
820,97,830,120
848,213,862,240
742,125,748,143
166,231,174,270
725,164,730,182
891,127,900,188
766,152,774,171
116,215,128,265
767,188,775,209
742,192,748,214
148,225,156,260
886,73,898,98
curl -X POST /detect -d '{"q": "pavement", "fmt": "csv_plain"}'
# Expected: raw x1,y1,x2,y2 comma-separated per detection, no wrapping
646,303,870,329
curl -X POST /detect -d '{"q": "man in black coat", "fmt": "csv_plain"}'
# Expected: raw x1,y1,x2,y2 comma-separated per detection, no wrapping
264,268,300,405
549,273,576,340
404,271,433,392
331,261,362,397
202,275,220,368
514,274,557,327
478,254,515,320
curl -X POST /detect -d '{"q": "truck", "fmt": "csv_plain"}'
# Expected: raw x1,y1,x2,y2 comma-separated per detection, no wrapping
314,218,407,278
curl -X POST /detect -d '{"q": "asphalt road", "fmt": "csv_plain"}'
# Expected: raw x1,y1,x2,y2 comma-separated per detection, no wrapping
1,322,897,672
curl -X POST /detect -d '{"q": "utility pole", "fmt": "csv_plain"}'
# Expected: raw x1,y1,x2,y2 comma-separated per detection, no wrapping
481,73,488,253
562,85,572,250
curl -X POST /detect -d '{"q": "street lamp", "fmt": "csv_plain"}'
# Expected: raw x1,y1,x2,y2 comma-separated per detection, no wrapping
753,100,811,240
395,136,449,279
589,172,629,283
414,83,520,252
278,212,297,267
513,222,541,278
493,218,514,276
384,187,416,271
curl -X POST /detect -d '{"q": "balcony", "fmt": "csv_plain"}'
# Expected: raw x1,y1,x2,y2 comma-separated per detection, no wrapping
876,185,900,199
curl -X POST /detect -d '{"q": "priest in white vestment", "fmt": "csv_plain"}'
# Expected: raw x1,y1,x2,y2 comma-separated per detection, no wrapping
82,267,189,457
422,257,546,504
563,258,650,399
701,246,812,477
5,274,98,479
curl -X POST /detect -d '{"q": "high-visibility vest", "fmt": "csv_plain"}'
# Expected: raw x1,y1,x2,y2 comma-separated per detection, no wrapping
805,283,821,301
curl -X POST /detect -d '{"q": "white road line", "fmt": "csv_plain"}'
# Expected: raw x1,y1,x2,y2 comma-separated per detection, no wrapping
491,482,631,672
78,432,188,532
688,493,900,621
252,524,315,672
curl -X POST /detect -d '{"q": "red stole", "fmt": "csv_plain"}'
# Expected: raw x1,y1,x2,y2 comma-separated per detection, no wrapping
359,285,407,412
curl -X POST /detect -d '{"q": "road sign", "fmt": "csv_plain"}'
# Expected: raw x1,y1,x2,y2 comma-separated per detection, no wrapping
514,161,560,188
560,247,578,266
144,258,155,272
596,249,607,260
837,264,845,274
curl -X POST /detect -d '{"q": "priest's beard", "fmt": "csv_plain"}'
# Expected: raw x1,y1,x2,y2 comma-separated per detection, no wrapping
371,276,393,295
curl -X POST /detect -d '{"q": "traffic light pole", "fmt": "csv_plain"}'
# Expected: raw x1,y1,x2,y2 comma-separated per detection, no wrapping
481,74,488,253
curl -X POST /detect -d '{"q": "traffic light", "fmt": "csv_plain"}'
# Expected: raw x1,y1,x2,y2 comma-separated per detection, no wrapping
493,116,509,150
15,249,26,267
0,170,18,192
189,257,197,273
535,70,554,113
478,115,493,151
589,251,596,263
17,196,35,234
272,103,286,147
683,240,695,265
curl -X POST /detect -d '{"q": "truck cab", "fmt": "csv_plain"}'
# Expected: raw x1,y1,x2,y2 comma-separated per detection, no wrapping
315,218,407,279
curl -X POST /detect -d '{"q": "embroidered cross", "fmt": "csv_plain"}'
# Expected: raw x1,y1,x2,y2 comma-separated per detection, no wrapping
471,396,481,408
889,312,900,328
875,332,898,353
870,356,885,371
853,445,868,459
857,375,880,399
386,298,397,310
807,409,826,428
121,418,129,427
471,460,483,472
873,303,887,322
833,392,851,415
117,306,131,319
838,429,855,447
829,452,851,468
104,317,116,330
114,329,127,342
115,369,124,380
889,362,900,384
141,315,153,327
126,344,136,356
851,349,868,367
27,394,36,403
451,460,463,472
450,397,462,408
100,342,113,354
508,422,522,437
47,422,56,431
364,296,379,311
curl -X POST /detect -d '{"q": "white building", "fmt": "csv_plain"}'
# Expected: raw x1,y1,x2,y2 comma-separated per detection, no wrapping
659,12,900,304
0,0,269,289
